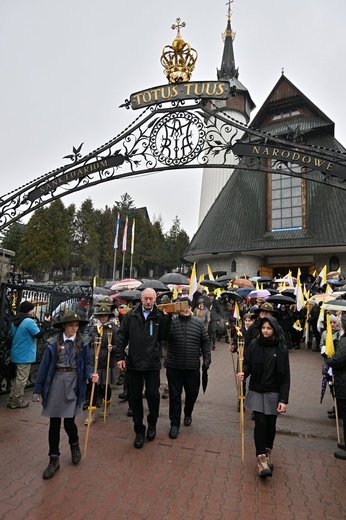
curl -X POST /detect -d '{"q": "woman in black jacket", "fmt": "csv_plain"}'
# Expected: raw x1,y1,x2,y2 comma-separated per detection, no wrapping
326,313,346,460
238,315,290,478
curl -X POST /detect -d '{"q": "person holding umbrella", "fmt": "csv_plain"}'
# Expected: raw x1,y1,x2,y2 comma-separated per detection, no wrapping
165,297,211,439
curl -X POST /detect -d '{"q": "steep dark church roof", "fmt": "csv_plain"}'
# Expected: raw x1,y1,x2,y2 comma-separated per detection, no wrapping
215,6,255,120
185,75,346,261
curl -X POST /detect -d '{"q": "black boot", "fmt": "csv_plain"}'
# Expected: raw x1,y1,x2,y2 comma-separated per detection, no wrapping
70,442,81,465
43,455,60,479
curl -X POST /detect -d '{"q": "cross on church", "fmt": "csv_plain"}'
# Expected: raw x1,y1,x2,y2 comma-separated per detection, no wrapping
171,17,186,38
226,0,234,12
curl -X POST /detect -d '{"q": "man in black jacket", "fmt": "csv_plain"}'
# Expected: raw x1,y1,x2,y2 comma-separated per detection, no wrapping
116,288,171,449
165,297,211,439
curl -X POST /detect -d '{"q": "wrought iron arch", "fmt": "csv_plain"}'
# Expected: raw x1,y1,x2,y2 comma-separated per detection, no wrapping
1,97,346,231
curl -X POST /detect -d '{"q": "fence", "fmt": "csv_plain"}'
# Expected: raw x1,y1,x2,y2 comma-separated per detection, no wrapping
0,281,93,393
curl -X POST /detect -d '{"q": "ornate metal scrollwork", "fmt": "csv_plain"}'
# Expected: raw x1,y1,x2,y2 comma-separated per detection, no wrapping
1,98,346,230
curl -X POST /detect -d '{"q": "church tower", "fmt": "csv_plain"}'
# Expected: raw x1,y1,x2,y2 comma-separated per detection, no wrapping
198,2,255,225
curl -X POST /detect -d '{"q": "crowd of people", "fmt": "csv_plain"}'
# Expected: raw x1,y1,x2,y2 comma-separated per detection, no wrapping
5,272,346,480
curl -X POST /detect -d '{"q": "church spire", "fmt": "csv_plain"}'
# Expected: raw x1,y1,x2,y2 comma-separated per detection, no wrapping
217,0,239,80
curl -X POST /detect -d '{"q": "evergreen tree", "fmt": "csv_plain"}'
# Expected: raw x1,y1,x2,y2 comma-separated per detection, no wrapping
165,217,190,272
74,199,101,278
16,207,53,279
1,221,25,252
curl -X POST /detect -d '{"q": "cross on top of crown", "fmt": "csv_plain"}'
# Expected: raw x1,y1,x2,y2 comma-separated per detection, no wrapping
171,17,186,38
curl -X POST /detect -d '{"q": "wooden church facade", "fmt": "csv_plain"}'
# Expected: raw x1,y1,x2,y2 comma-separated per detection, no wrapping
184,12,346,280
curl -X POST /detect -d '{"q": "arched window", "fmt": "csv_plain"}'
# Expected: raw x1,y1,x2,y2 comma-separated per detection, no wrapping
231,259,236,272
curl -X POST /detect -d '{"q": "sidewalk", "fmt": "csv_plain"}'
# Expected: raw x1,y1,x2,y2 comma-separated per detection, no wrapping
0,342,345,520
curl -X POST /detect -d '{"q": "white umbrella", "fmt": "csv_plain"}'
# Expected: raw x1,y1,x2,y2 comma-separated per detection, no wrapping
110,278,142,291
247,289,271,299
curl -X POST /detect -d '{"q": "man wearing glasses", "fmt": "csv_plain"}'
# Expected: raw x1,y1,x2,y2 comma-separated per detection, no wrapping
116,288,171,448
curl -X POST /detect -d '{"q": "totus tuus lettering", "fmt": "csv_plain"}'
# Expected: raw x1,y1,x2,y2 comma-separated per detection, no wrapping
130,81,230,109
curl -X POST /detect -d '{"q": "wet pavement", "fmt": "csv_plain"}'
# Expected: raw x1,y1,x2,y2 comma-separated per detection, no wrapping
0,341,345,520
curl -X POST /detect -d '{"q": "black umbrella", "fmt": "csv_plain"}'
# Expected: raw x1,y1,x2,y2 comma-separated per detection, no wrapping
200,279,224,289
320,372,328,404
137,280,169,292
94,286,110,295
257,276,273,283
159,273,189,285
212,270,227,277
266,294,296,305
267,288,280,295
222,291,241,302
202,366,208,393
202,271,228,281
113,289,142,301
215,274,234,284
281,288,295,298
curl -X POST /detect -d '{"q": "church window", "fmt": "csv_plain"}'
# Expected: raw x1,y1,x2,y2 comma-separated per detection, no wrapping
270,172,302,231
272,110,301,121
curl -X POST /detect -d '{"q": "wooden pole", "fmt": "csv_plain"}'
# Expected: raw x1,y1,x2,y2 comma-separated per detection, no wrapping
237,335,245,462
103,329,113,423
83,336,101,458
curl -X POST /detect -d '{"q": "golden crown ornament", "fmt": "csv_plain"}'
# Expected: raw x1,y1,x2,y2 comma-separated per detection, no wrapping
160,18,198,84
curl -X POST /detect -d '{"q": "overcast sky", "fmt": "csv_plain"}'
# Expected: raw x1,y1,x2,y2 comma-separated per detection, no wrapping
1,0,345,238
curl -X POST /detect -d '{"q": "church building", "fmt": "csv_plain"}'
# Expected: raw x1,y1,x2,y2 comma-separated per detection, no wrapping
184,7,346,279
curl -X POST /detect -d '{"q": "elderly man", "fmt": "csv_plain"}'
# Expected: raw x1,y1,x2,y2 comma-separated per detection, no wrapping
165,297,211,439
116,288,171,449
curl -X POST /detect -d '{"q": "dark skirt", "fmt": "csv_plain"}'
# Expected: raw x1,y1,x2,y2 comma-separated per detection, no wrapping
245,390,280,416
42,371,82,418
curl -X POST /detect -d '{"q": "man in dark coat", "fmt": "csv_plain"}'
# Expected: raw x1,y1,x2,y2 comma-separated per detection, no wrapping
115,288,171,449
165,297,211,439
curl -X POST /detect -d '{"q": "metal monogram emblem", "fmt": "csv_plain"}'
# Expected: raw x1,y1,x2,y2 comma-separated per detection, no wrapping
149,111,205,166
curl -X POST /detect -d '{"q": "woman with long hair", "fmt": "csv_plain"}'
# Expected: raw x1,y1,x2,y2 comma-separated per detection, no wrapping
238,315,290,478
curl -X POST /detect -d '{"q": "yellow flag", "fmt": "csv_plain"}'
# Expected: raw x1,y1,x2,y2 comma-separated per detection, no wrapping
325,314,335,357
97,323,103,336
317,306,324,332
293,320,302,331
198,273,204,283
189,263,198,300
233,302,240,321
207,265,215,281
294,279,305,311
325,284,333,295
93,276,97,287
172,287,178,300
318,265,327,287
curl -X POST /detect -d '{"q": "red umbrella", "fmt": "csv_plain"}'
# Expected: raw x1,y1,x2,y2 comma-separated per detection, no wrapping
231,278,254,289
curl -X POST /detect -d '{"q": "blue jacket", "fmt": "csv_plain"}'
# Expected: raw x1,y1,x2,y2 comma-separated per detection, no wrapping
10,315,41,363
34,332,94,407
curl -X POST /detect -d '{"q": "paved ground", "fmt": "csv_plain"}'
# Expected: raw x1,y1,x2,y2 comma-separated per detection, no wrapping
0,341,345,520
